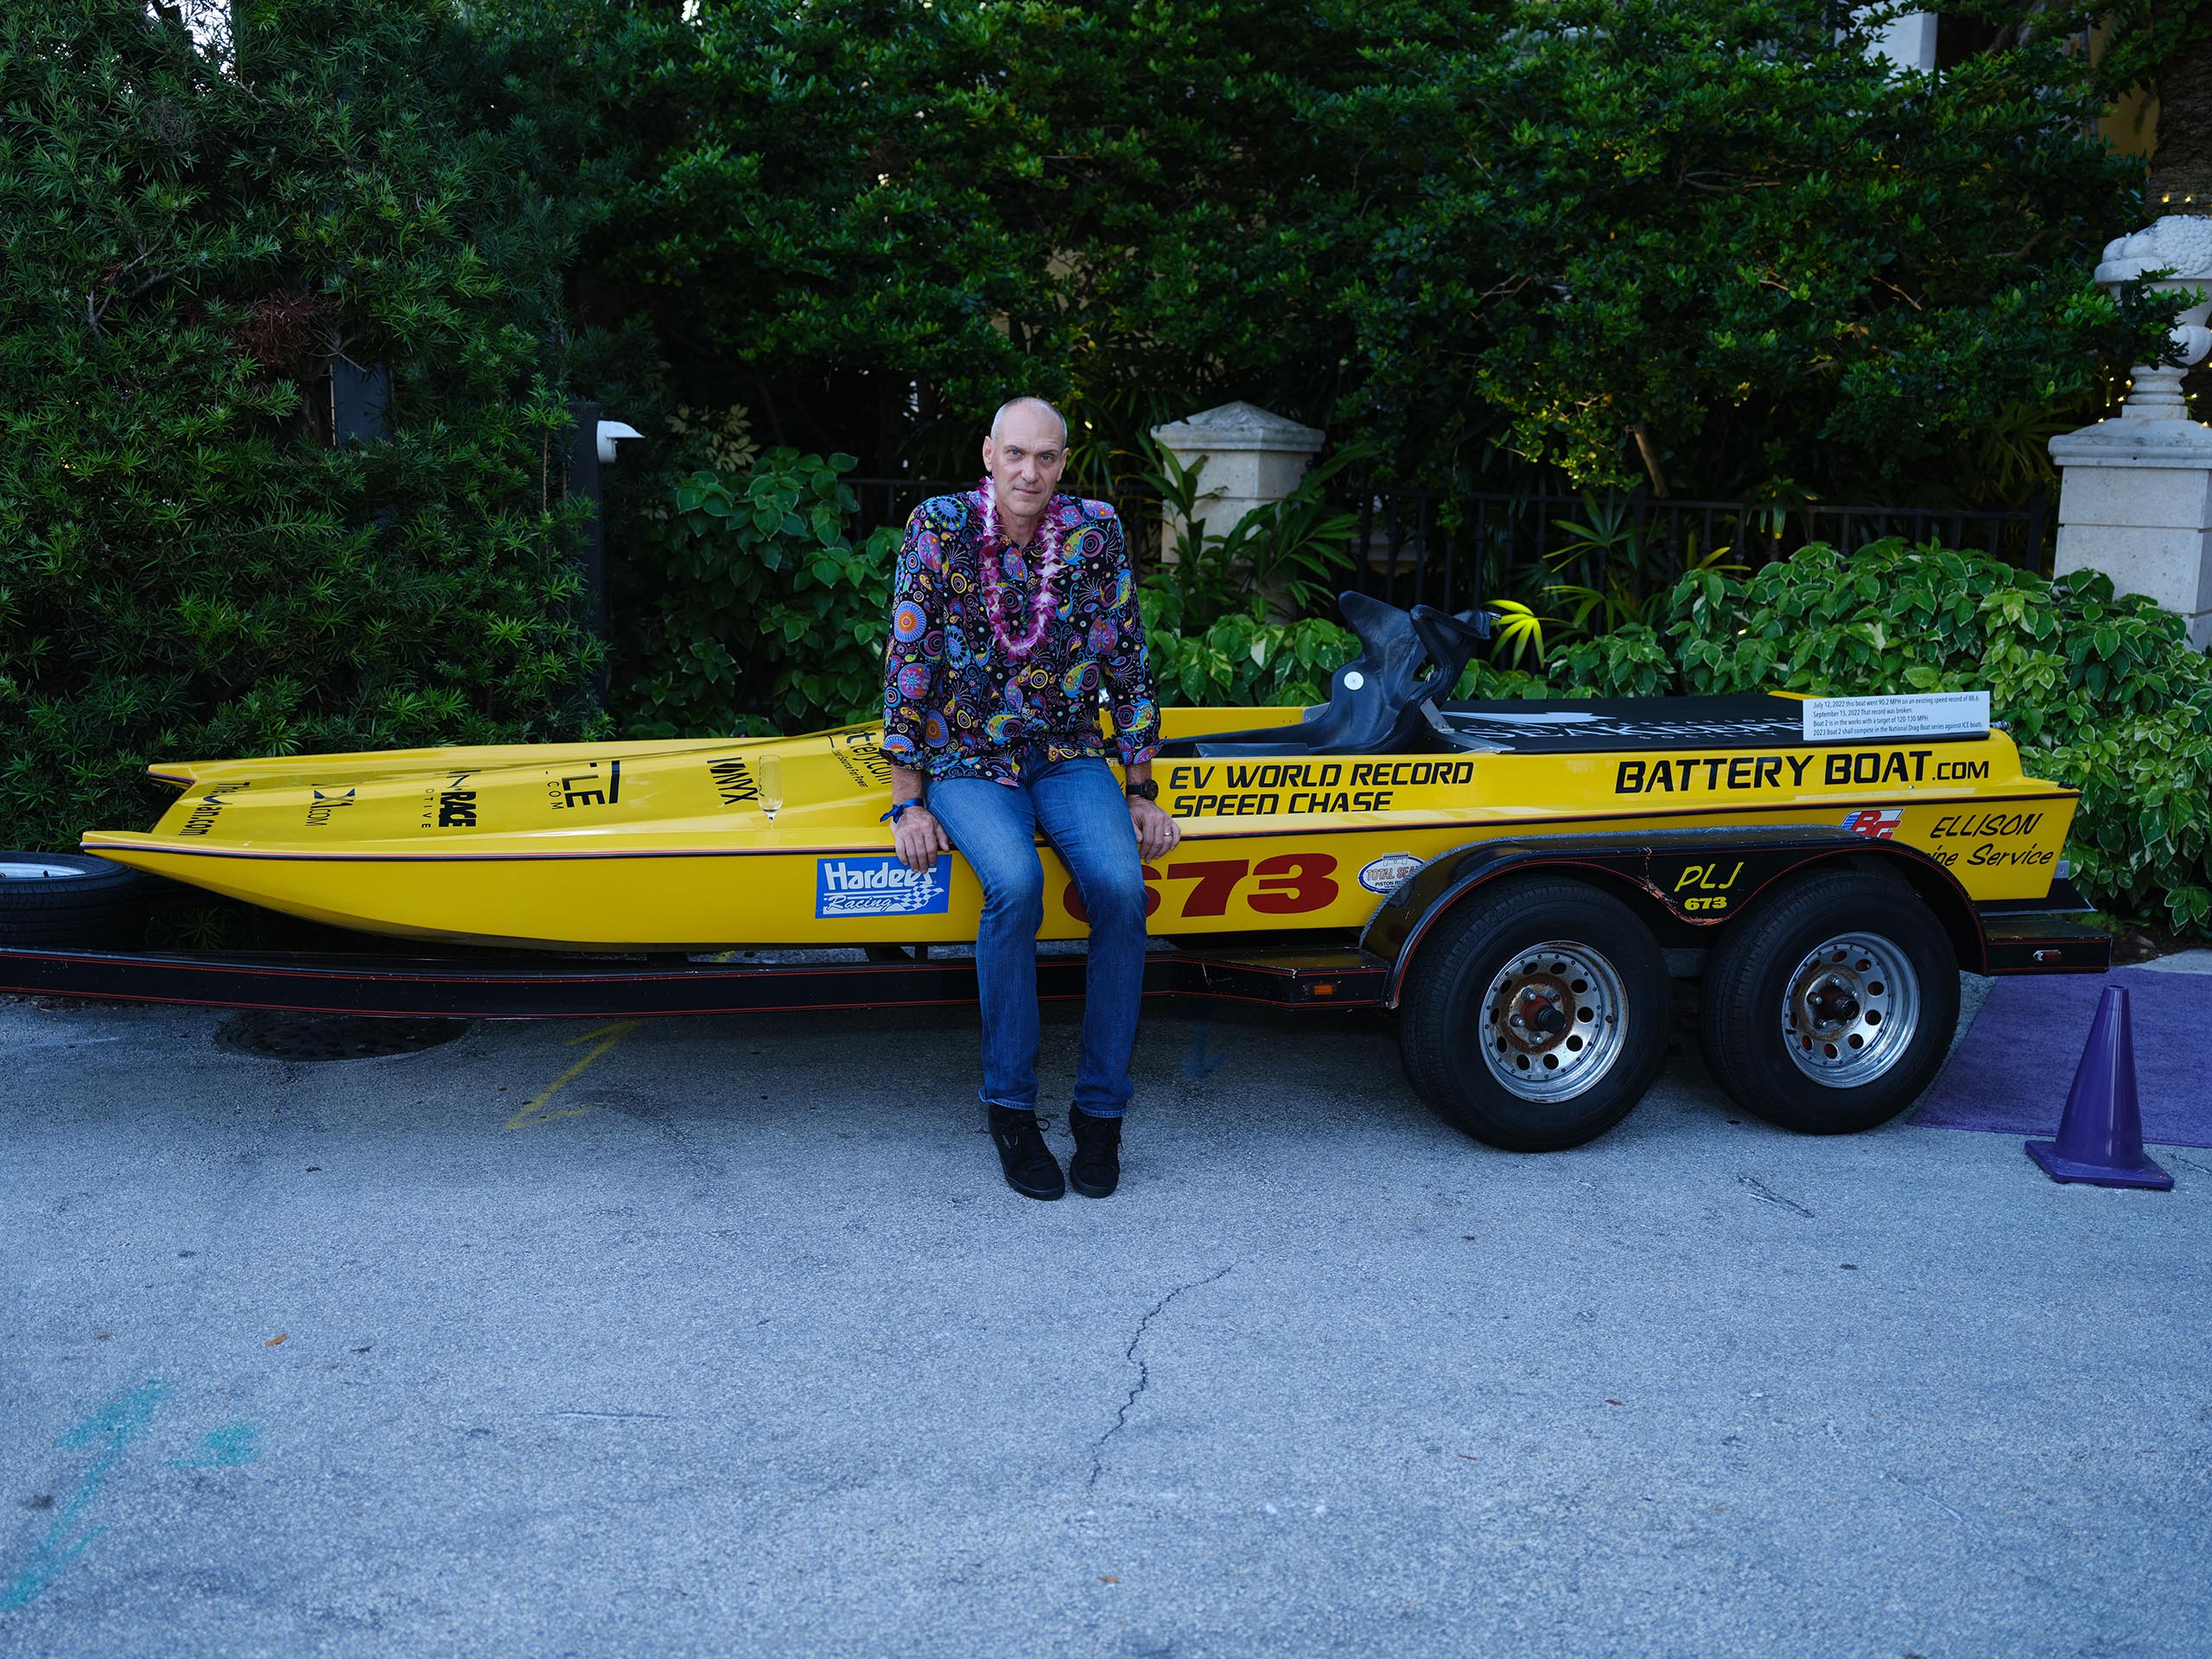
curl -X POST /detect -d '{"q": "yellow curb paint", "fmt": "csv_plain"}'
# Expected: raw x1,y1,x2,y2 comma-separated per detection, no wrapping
504,1021,639,1131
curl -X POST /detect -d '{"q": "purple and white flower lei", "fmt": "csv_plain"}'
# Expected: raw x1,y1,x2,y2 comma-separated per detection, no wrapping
972,474,1065,661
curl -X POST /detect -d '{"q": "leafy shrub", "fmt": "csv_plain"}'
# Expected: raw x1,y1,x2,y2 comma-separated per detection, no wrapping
613,449,901,736
1550,543,2212,934
1142,609,1361,710
1165,537,2212,935
0,2,602,852
1135,444,1369,707
1329,0,2191,498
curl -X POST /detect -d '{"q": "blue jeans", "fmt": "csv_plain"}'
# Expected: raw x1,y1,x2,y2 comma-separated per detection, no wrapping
926,753,1148,1119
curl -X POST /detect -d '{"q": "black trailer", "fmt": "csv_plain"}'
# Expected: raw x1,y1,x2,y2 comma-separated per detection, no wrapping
1,827,2108,1153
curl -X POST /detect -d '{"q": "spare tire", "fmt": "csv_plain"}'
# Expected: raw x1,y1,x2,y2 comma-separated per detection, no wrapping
0,852,149,950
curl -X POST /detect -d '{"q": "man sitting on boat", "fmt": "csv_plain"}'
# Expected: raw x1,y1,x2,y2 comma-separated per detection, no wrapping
880,396,1181,1201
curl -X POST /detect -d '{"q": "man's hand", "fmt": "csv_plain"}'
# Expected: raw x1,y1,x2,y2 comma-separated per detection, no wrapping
892,804,952,874
1130,798,1180,862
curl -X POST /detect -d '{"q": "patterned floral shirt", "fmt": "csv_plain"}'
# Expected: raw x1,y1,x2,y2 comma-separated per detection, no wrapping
880,490,1160,785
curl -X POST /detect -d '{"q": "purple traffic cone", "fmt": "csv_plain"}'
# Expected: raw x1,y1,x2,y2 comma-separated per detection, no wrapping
2026,985,2173,1190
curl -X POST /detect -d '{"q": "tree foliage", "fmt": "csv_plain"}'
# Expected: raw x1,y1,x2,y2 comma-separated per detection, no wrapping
551,0,2183,509
7,0,2203,860
0,0,605,852
1325,1,2185,496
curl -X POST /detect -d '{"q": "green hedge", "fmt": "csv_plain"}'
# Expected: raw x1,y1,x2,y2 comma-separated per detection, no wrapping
1200,545,2212,936
1510,545,2212,935
563,0,2186,503
0,2,602,853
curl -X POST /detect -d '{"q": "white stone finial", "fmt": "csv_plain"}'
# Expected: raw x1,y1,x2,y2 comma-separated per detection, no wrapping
1151,401,1326,457
2048,214,2212,647
2093,214,2212,423
2094,214,2212,284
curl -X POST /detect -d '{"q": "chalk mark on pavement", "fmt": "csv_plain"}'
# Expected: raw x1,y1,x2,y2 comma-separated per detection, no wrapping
505,1021,639,1131
1180,1014,1231,1081
2,1379,165,1611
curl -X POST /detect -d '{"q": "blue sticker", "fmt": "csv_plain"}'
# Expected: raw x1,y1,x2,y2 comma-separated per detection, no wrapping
816,855,952,918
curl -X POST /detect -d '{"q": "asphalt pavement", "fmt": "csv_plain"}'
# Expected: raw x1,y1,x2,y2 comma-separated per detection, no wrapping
3,977,2208,1658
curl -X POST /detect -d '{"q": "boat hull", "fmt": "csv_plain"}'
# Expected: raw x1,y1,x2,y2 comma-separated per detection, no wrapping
81,709,2079,951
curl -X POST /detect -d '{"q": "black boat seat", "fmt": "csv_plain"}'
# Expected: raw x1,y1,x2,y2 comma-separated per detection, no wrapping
1157,594,1493,760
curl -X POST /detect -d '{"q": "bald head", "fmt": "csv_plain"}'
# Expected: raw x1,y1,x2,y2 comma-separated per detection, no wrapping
989,397,1069,447
981,397,1070,533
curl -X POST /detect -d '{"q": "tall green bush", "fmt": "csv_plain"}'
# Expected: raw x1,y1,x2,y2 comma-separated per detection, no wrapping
1322,0,2191,498
0,1,602,852
1176,541,2212,936
612,448,900,737
1536,544,2212,934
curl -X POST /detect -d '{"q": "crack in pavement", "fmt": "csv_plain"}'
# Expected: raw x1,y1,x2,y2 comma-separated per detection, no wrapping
550,1409,674,1421
1088,1263,1237,1492
1737,1173,1815,1219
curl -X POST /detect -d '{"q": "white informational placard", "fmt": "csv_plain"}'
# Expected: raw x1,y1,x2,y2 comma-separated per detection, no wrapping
1801,690,1990,743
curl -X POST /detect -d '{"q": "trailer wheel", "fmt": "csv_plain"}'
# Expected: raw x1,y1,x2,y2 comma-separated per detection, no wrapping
0,853,148,949
1699,869,1958,1135
1398,876,1670,1152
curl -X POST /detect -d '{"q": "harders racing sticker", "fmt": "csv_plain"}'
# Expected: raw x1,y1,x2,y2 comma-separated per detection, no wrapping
1358,853,1423,894
816,855,951,918
1842,808,1903,840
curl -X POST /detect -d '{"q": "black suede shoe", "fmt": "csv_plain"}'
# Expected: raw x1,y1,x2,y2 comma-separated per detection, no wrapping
988,1105,1065,1201
1066,1104,1122,1198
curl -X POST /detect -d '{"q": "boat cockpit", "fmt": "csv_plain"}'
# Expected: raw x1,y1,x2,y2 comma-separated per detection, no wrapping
1157,593,1898,760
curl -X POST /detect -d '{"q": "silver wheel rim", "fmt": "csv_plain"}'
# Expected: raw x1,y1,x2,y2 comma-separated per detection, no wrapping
1779,932,1920,1089
0,860,87,880
1478,939,1630,1103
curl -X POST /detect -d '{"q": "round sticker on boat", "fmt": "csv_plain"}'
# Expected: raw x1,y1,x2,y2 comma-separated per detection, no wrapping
1358,853,1422,894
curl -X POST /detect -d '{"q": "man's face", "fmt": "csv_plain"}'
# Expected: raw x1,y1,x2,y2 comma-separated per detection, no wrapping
981,405,1066,522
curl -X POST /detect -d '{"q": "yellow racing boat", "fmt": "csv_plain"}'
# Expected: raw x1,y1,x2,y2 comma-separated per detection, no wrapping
77,594,2075,954
31,594,2102,1151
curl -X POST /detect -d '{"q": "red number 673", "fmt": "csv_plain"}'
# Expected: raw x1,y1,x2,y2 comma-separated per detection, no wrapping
1063,853,1338,923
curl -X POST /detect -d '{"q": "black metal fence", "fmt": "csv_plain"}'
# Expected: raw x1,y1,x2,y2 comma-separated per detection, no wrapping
1336,483,2051,619
848,476,1155,556
847,473,2049,624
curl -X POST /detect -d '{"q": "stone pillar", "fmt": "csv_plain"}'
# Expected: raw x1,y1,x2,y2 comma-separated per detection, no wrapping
1861,10,1938,72
1148,401,1326,549
2048,215,2212,649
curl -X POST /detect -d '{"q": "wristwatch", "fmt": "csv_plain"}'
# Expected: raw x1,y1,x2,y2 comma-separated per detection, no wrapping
1124,779,1159,802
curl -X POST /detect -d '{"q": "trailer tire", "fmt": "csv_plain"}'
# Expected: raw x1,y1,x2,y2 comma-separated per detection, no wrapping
1398,875,1670,1152
0,853,149,950
1699,869,1957,1135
